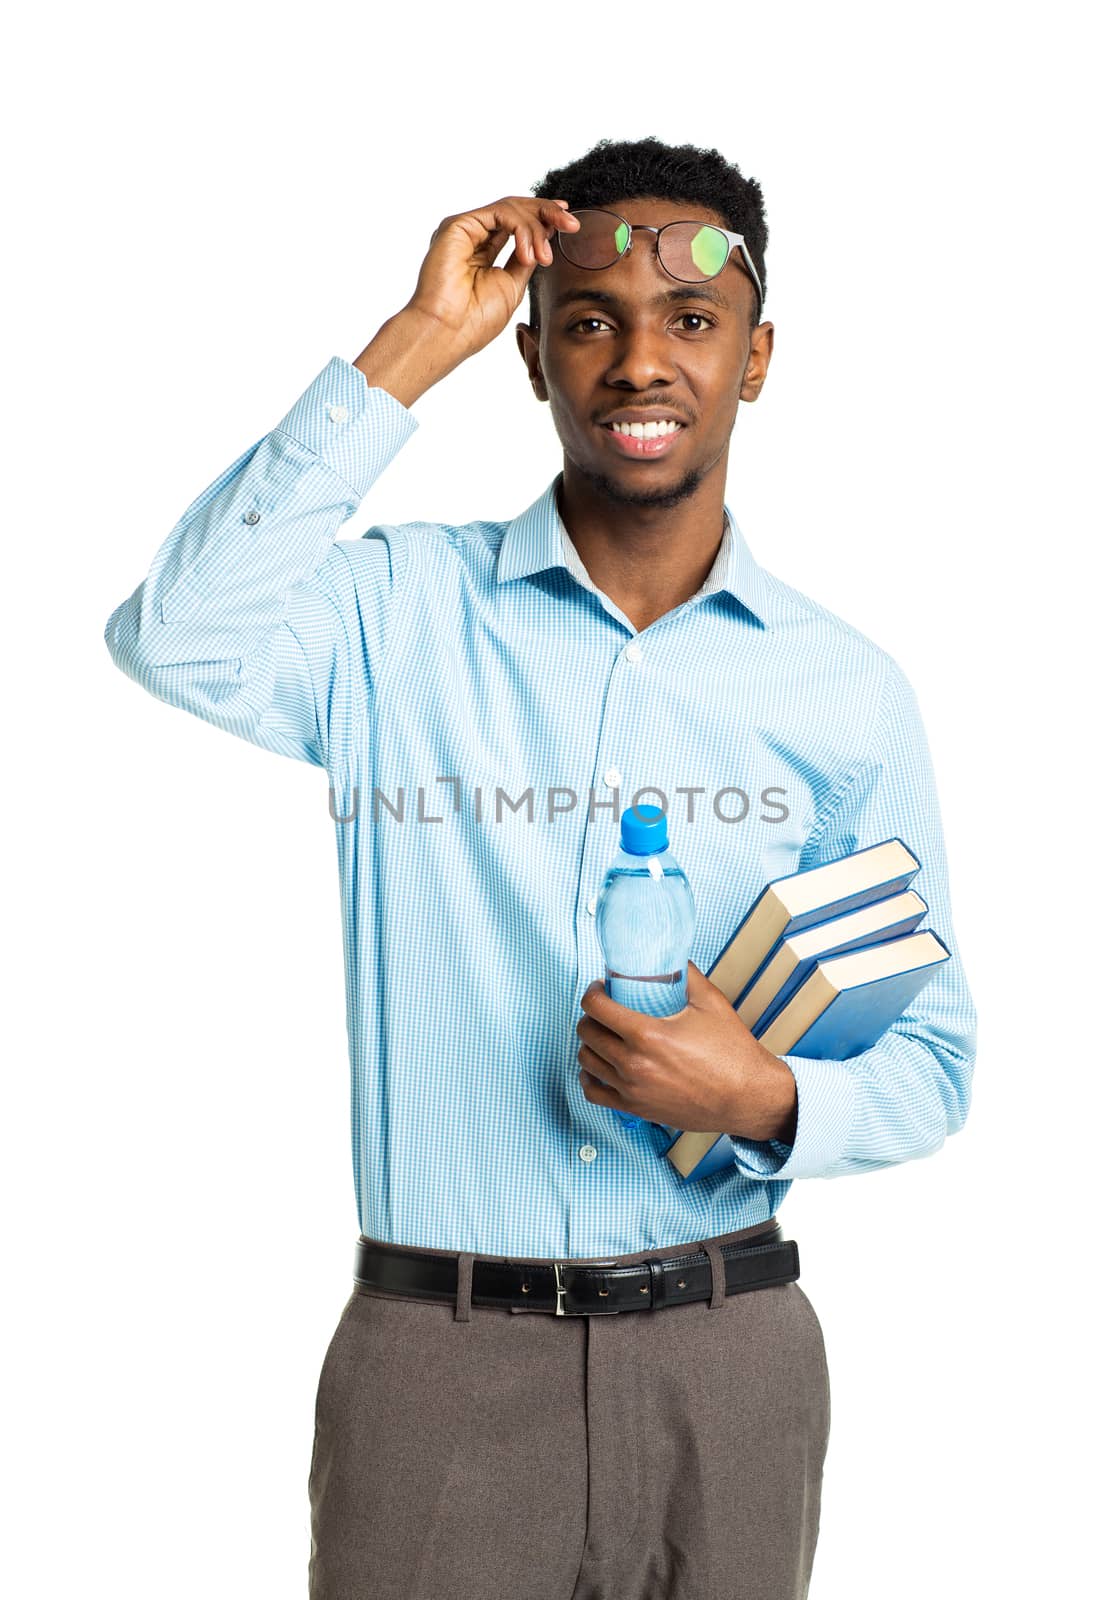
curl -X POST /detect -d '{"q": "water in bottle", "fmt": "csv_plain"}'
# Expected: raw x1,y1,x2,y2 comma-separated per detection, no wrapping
593,803,696,1130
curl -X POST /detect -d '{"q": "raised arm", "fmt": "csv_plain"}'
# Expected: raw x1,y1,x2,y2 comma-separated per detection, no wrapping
104,195,582,768
103,350,422,768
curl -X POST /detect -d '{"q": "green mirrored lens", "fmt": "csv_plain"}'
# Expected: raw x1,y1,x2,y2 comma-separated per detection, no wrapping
689,226,730,277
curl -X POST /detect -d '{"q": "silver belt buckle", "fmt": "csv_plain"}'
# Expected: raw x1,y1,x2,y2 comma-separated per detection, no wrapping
553,1257,622,1316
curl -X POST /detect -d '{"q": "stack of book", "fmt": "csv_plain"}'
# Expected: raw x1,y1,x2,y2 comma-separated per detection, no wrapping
658,838,950,1183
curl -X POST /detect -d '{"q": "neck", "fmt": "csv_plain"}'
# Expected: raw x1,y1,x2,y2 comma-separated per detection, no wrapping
556,456,730,632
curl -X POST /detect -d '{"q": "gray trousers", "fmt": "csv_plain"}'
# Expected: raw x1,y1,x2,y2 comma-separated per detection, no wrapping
308,1216,831,1599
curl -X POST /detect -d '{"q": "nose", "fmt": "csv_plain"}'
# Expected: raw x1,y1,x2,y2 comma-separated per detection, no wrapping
602,315,680,391
604,342,678,392
596,228,684,389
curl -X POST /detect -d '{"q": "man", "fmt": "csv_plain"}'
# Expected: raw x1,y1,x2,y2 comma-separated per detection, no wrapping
104,135,977,1599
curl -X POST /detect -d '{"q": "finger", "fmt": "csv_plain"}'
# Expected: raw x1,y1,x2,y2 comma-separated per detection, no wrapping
455,200,574,270
537,198,578,222
497,239,537,301
485,209,538,274
534,200,579,257
538,214,579,258
476,225,511,265
684,959,732,1010
578,1046,617,1098
494,213,535,269
579,1070,614,1106
576,1013,629,1073
456,203,539,258
463,216,518,266
580,978,642,1038
578,1040,611,1078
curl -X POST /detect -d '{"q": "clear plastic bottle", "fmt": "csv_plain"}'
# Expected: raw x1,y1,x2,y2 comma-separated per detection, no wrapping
593,804,696,1131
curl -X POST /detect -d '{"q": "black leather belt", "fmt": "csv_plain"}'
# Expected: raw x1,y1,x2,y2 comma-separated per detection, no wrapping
353,1221,799,1316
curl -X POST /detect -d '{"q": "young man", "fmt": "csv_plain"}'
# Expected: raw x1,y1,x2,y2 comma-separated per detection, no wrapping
105,136,977,1599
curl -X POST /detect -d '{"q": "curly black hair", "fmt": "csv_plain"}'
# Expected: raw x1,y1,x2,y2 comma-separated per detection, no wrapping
527,135,769,334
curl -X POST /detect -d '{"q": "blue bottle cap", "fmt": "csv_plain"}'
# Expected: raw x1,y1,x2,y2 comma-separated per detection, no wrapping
620,803,669,855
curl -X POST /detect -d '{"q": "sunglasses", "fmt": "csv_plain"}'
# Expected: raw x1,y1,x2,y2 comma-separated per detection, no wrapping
554,207,764,321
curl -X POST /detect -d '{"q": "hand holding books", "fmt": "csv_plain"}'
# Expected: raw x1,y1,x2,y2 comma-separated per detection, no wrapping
659,839,951,1182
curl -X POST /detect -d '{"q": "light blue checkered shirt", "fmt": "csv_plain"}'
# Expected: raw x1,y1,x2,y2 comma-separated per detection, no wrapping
105,355,977,1257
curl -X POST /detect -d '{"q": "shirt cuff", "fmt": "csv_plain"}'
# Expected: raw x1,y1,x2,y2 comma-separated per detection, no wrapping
729,1053,860,1180
272,356,420,502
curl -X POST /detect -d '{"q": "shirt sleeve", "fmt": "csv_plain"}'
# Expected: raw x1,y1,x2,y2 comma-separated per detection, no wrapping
729,652,978,1181
103,356,419,770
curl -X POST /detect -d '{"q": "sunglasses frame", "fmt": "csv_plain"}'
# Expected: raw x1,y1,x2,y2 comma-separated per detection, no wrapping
554,207,765,321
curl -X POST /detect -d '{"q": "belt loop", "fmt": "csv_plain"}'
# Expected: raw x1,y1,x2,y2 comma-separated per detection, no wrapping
696,1238,726,1309
454,1251,476,1322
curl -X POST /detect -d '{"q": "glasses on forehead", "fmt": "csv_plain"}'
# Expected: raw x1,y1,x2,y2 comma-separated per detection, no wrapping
555,207,764,320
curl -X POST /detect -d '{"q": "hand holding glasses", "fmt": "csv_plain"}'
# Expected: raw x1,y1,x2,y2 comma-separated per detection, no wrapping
388,196,764,409
405,196,583,355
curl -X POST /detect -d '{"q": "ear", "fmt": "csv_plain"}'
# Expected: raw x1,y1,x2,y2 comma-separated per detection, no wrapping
515,322,548,402
739,320,774,405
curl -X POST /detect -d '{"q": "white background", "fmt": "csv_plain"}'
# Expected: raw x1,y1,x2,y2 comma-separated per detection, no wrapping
4,2,1105,1595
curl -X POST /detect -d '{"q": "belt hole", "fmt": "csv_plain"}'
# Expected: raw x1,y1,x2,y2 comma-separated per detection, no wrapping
677,1279,686,1288
640,1284,649,1294
598,1288,609,1297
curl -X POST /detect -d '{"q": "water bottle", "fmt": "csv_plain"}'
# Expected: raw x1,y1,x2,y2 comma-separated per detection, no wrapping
593,804,696,1131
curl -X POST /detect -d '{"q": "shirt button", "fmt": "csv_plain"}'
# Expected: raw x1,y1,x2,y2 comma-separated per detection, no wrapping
579,1144,598,1163
243,509,261,525
625,642,643,664
586,893,598,916
328,403,349,423
603,767,622,789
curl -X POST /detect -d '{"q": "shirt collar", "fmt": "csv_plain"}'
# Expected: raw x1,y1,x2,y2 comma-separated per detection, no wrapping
495,474,786,629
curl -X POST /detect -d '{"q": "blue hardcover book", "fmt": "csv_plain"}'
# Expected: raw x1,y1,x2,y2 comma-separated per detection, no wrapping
758,930,950,1057
665,928,950,1182
738,890,928,1036
707,837,921,1009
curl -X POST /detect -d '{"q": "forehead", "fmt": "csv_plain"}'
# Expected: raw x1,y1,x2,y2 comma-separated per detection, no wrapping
607,195,730,228
540,195,747,316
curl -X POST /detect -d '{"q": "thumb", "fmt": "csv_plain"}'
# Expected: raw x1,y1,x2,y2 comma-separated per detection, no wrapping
495,239,540,307
685,959,731,1009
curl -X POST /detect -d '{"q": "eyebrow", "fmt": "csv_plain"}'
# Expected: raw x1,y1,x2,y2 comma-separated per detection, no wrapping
550,283,733,314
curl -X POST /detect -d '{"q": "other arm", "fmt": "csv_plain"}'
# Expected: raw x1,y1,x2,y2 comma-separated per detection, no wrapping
729,655,979,1181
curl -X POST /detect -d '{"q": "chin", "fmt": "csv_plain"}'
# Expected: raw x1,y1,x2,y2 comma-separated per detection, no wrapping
580,459,704,511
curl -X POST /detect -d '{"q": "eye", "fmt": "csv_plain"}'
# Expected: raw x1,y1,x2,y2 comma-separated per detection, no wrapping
567,312,716,335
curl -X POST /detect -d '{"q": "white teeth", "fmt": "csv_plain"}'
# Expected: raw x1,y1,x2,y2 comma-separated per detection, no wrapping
607,419,683,438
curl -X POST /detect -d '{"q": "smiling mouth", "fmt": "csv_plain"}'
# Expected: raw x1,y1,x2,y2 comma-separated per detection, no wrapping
598,422,687,458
